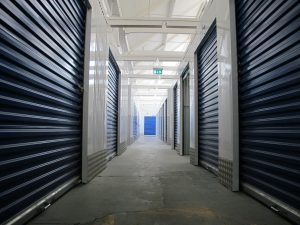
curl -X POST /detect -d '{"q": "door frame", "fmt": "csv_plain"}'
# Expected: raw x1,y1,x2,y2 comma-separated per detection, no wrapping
173,82,178,150
108,50,121,157
180,64,190,156
166,100,168,142
194,19,219,174
82,1,92,183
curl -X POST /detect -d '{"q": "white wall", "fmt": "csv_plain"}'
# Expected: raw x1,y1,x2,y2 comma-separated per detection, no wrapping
127,86,140,143
140,116,144,135
177,80,182,152
167,88,173,145
87,0,108,155
82,0,135,181
127,85,133,142
82,0,110,182
119,76,129,145
177,0,239,190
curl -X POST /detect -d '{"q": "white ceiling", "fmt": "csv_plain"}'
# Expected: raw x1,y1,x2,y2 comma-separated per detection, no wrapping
117,0,206,18
101,0,207,116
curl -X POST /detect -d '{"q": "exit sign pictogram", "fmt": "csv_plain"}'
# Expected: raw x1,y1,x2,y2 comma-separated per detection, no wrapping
153,68,163,75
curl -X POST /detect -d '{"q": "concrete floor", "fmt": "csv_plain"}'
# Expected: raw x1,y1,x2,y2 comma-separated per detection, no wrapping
29,136,291,225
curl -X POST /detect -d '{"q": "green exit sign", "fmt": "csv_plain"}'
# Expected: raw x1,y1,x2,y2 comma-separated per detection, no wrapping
153,68,163,75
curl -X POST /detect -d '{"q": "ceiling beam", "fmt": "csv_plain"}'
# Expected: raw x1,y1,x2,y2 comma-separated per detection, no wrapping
134,96,167,99
90,51,184,61
131,85,172,89
107,16,199,28
117,55,182,61
135,100,166,102
135,102,165,105
105,0,135,71
126,50,184,57
89,52,182,61
132,65,178,71
124,27,196,34
89,66,178,72
127,75,178,79
91,50,183,61
117,51,184,61
161,0,176,52
134,100,166,102
133,93,167,96
100,0,111,16
133,89,167,93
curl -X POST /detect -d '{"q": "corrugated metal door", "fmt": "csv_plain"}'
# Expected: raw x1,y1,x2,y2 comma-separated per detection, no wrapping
107,52,119,159
144,116,156,135
174,83,179,149
0,0,86,223
236,0,300,215
182,68,190,156
164,100,167,142
197,20,218,171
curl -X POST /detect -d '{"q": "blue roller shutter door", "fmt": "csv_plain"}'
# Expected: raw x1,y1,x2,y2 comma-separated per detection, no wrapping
144,116,156,135
0,0,86,223
236,0,300,214
197,20,218,170
107,52,119,159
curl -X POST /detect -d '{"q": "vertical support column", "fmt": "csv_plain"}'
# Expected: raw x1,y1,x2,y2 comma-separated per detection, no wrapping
81,3,92,184
216,0,239,191
117,66,121,156
177,79,182,155
167,88,173,147
180,78,184,156
193,54,199,166
127,84,132,144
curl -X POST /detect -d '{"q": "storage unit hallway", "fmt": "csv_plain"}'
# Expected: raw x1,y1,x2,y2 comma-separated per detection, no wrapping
0,0,299,225
28,136,290,225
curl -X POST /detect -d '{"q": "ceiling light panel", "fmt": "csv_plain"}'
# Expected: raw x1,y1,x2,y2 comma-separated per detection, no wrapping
165,42,189,52
118,0,172,18
149,0,170,17
172,0,204,18
127,33,164,51
133,89,168,94
118,0,149,17
167,34,191,42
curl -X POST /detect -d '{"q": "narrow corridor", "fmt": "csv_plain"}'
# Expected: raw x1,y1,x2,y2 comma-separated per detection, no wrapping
29,137,290,225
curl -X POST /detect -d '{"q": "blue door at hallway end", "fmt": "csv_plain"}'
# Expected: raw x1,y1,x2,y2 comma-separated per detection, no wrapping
144,116,156,135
